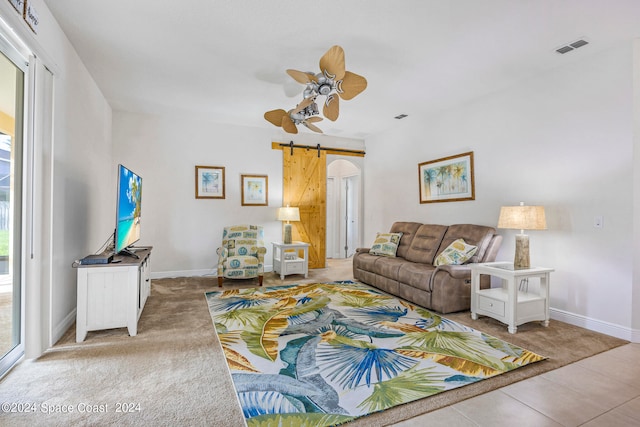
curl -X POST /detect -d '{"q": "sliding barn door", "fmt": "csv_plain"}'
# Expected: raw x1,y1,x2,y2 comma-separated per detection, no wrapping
283,147,326,269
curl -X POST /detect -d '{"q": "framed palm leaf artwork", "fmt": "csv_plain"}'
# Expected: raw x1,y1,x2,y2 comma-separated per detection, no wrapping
419,151,474,203
195,165,225,199
241,174,268,206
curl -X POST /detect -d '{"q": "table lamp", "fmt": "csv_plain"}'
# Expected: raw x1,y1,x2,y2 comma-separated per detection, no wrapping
497,202,547,269
277,205,300,244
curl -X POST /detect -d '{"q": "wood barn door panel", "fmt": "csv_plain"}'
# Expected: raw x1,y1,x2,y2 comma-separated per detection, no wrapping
283,147,326,269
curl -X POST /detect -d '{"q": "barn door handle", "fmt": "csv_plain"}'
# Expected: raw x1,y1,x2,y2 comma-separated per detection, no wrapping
317,144,321,157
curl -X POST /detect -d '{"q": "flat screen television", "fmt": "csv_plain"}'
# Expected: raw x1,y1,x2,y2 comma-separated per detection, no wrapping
114,164,142,255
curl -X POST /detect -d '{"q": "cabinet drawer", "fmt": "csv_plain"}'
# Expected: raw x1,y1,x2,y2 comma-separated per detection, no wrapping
286,261,304,273
478,295,505,316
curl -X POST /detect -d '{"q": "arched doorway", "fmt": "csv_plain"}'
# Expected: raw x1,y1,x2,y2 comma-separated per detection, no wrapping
326,159,362,259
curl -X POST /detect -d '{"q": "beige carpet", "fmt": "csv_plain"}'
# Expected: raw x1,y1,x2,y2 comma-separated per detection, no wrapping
0,290,13,357
0,259,628,426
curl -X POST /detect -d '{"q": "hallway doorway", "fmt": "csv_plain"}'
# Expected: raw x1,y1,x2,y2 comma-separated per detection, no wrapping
326,159,362,259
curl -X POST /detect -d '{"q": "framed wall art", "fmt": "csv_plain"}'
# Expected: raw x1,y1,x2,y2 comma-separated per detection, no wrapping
8,0,24,14
241,174,268,206
418,151,475,203
195,165,225,199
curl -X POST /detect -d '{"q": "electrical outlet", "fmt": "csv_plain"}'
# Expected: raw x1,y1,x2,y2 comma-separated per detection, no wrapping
594,216,603,228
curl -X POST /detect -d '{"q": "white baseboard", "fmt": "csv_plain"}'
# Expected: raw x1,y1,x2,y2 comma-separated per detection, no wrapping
151,265,274,280
151,269,215,279
52,308,76,346
550,308,639,343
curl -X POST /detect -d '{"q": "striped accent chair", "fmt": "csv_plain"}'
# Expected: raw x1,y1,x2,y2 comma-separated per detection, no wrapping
216,225,267,287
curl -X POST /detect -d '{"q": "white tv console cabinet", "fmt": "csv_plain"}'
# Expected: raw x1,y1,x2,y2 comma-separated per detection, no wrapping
76,247,152,342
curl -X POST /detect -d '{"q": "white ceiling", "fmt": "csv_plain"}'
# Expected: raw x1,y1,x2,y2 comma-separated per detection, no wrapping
42,0,640,140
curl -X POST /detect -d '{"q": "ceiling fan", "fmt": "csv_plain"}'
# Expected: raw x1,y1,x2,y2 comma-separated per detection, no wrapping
264,98,324,134
264,45,367,134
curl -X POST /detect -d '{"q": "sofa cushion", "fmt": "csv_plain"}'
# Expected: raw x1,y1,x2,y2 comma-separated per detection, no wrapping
389,222,423,259
404,224,448,264
353,252,380,272
372,256,406,281
434,238,478,266
353,252,405,281
398,262,436,291
437,224,496,263
369,232,403,257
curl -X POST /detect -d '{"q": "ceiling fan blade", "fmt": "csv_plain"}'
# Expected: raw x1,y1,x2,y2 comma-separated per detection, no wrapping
319,45,345,80
264,109,287,127
286,69,316,84
304,122,323,133
281,115,298,134
291,97,314,114
306,116,323,123
339,71,368,100
323,95,339,121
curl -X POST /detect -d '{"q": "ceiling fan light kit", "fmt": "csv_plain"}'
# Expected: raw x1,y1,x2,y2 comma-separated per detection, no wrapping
264,45,367,134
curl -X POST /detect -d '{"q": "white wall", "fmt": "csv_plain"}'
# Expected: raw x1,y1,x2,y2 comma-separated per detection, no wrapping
364,44,636,339
633,40,640,336
112,111,364,277
46,33,113,344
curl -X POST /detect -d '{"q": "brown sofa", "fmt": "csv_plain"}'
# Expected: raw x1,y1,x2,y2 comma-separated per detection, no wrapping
353,222,502,314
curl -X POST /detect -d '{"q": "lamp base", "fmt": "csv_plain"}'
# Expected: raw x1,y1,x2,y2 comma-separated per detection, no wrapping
514,234,530,269
284,223,292,244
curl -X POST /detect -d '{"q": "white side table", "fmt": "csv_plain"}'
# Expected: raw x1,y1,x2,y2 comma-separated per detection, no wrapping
272,242,310,280
470,262,554,334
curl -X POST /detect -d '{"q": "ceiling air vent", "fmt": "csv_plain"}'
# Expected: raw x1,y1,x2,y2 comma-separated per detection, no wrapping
556,39,589,54
394,114,408,119
570,39,588,49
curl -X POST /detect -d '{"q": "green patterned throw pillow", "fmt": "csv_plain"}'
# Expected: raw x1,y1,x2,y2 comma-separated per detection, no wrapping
434,238,478,266
369,232,403,257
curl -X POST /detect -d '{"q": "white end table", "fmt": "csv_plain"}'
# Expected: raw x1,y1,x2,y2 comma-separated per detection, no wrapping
272,242,310,279
470,262,554,334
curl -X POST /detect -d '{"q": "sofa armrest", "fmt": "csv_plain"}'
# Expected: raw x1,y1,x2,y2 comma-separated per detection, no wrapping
428,264,470,292
481,235,503,262
355,247,371,253
433,264,472,279
430,262,491,293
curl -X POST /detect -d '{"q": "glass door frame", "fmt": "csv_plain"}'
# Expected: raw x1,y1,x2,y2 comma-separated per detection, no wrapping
0,32,27,379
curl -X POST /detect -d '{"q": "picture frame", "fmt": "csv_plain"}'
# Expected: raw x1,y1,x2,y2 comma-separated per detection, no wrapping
8,0,24,14
24,0,39,34
241,174,268,206
418,151,475,203
195,165,225,199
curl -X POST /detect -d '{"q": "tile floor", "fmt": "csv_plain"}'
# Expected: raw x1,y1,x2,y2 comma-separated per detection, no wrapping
393,343,640,427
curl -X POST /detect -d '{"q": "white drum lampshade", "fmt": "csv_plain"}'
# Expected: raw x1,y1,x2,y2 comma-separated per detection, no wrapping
497,202,547,269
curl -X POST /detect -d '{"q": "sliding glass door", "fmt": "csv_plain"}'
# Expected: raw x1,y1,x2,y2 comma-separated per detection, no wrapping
0,44,25,377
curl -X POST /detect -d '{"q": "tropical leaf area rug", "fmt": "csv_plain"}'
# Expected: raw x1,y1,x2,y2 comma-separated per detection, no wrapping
205,281,545,427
